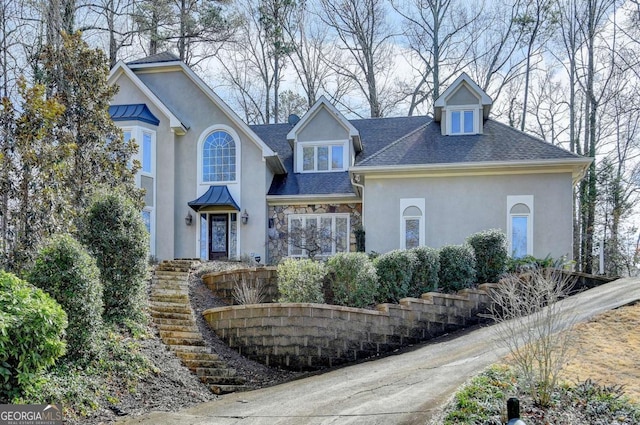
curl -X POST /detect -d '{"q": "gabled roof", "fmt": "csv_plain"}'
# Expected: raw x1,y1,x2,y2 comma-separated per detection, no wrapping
252,116,431,197
122,55,286,174
127,51,180,65
108,61,187,135
287,96,362,152
109,104,160,126
353,119,592,183
188,185,240,212
434,72,493,121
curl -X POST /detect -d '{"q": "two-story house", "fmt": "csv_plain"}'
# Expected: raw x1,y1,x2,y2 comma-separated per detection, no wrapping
108,53,591,264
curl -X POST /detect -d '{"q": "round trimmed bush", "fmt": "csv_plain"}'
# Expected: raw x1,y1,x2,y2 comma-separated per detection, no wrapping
326,252,379,308
28,234,104,361
409,246,440,296
438,244,476,292
277,258,325,303
466,229,508,283
79,190,149,323
0,271,67,402
374,249,418,303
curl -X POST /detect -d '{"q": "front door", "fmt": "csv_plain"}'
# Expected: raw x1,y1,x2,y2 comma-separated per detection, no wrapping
209,214,228,260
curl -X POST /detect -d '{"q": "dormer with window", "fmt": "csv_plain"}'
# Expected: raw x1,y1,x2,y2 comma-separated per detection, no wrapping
433,73,493,136
287,96,362,173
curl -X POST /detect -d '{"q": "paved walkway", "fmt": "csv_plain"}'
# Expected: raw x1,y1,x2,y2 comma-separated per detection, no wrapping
119,277,640,425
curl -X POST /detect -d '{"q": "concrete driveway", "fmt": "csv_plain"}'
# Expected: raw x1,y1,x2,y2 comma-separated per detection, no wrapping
119,277,640,425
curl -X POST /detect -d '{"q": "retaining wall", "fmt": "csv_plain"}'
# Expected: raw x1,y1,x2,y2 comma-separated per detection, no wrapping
202,267,279,305
203,283,497,370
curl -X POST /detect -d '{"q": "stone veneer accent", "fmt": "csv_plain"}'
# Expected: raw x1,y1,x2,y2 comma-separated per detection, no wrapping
202,267,279,305
267,203,362,264
203,284,497,371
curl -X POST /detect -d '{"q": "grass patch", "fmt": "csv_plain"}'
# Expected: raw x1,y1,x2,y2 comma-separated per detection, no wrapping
22,324,156,422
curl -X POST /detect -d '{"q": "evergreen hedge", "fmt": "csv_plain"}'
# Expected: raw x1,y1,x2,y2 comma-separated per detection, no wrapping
326,252,379,308
0,271,67,402
374,249,418,302
438,245,477,292
29,234,104,361
467,229,508,283
277,258,326,303
79,190,149,323
409,246,440,296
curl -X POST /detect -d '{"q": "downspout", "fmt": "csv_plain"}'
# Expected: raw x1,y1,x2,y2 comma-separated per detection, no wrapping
350,174,365,228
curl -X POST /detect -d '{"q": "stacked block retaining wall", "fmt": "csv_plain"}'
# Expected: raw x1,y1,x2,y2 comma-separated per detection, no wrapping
203,283,497,370
202,267,279,305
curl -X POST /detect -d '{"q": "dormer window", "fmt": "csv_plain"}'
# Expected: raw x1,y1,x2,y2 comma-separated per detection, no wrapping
451,109,475,134
298,142,347,172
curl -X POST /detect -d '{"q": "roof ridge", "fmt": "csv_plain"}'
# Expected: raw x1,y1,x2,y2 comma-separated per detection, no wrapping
489,119,584,158
357,120,431,165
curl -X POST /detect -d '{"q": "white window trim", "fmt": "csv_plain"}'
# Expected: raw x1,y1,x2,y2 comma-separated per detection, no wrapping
400,198,425,249
123,126,156,257
197,124,242,186
507,195,534,257
296,140,349,173
446,106,481,135
143,207,156,257
122,126,156,181
287,213,350,257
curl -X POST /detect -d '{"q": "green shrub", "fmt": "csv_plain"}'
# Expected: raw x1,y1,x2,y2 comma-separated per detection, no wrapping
374,250,417,303
277,258,325,303
28,234,104,361
0,271,67,402
79,190,149,323
326,252,379,308
466,229,508,283
438,245,476,292
409,246,440,296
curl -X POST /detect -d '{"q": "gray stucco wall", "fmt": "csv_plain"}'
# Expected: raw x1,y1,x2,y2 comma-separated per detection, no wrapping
363,172,574,259
120,69,270,260
298,108,348,142
446,84,479,105
111,75,176,261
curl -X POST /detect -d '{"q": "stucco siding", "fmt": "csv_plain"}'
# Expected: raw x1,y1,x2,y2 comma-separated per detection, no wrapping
364,173,574,259
446,84,479,105
298,108,349,142
111,73,176,261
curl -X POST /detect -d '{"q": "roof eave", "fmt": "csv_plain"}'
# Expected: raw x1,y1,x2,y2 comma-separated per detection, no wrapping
266,193,361,205
351,157,594,185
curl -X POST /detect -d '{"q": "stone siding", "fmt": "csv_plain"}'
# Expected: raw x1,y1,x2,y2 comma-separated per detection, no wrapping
202,267,279,305
203,284,496,371
267,203,362,264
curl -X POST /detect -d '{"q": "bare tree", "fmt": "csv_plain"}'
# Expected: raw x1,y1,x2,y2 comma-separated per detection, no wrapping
317,0,397,117
514,0,557,131
391,0,482,115
488,268,578,407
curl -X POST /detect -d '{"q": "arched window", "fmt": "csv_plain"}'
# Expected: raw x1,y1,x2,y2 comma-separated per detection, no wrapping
400,198,425,249
202,130,236,182
507,195,533,258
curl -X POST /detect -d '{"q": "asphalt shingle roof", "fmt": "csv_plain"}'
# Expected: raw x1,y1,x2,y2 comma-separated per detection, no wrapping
127,52,180,65
357,119,580,167
252,116,582,196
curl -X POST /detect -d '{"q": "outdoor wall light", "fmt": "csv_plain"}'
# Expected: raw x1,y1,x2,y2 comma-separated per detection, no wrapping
241,209,249,225
185,211,193,226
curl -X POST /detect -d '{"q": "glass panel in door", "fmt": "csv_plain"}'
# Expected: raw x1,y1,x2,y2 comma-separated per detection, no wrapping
209,214,228,260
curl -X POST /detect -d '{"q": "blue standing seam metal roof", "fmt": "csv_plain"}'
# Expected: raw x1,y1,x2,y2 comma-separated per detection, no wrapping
188,186,240,212
109,104,160,126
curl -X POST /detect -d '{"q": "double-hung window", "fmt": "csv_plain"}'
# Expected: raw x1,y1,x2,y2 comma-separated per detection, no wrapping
288,214,349,257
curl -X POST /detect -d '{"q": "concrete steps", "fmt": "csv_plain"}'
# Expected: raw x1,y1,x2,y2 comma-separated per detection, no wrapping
149,259,247,394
